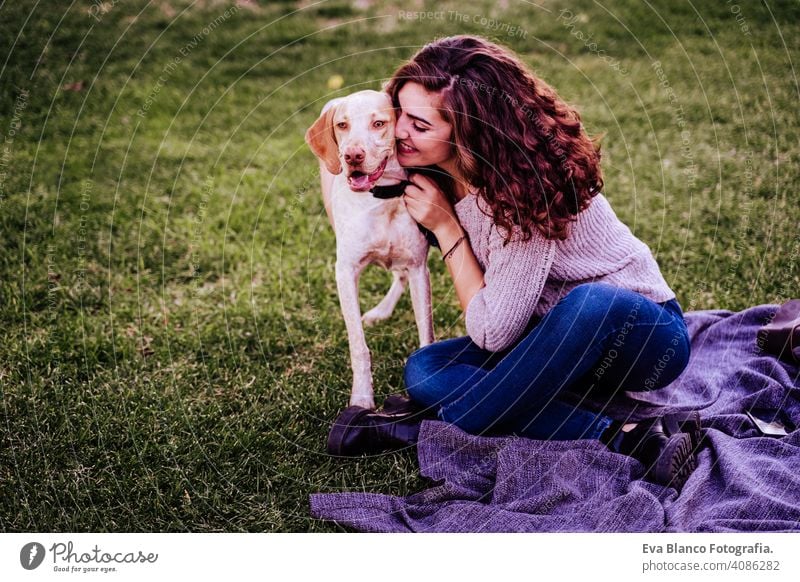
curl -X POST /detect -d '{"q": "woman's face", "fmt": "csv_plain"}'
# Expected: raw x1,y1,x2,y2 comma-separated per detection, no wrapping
394,82,455,168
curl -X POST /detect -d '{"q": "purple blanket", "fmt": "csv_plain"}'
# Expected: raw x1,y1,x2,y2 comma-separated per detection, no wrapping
310,305,800,532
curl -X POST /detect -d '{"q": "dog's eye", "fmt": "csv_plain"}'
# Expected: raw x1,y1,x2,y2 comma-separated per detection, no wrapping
373,120,385,128
336,122,348,129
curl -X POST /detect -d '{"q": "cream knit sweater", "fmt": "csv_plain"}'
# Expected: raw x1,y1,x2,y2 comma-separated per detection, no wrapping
454,190,676,352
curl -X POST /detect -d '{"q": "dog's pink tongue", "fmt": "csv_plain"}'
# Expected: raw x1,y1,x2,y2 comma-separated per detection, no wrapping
349,159,387,191
350,173,372,190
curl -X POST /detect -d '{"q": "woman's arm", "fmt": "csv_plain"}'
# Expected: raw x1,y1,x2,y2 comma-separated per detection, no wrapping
404,173,555,352
434,219,485,312
463,221,556,352
402,173,485,311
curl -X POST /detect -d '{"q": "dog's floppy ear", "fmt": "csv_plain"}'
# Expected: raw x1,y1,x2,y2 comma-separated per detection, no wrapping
305,99,343,175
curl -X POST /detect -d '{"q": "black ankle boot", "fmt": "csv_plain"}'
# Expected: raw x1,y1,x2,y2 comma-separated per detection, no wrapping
662,410,703,452
382,394,437,418
608,417,697,490
327,405,423,456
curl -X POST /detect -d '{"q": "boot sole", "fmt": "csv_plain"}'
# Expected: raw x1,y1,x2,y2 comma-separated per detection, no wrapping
326,405,370,456
663,411,704,453
648,432,696,491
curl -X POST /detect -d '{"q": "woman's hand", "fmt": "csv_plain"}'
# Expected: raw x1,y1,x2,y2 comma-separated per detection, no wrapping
403,172,484,312
402,172,459,236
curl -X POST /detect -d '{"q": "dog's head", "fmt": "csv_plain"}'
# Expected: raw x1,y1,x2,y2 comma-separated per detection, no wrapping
305,90,397,192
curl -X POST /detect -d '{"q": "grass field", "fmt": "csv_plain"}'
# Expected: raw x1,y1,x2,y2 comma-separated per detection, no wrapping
0,0,798,531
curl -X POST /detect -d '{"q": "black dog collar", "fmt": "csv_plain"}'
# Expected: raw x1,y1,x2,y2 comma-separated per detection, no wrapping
369,180,412,199
365,179,439,248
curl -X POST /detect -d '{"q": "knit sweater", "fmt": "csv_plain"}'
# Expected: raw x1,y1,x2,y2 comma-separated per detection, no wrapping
454,190,676,352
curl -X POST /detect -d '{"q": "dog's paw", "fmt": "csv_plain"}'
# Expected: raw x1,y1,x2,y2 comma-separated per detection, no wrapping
349,394,376,409
362,308,391,327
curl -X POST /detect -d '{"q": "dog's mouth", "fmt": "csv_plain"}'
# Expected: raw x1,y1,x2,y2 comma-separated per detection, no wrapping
347,157,388,192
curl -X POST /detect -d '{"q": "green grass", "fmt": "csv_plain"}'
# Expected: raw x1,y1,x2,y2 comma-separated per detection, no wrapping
0,0,798,531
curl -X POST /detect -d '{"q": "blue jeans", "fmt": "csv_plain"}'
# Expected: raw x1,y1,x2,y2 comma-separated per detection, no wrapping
403,282,691,441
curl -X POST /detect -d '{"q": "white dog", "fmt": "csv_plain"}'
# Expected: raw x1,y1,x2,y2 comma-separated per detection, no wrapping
305,90,435,409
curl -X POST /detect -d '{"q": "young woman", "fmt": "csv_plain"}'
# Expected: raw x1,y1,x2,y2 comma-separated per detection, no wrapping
325,35,700,489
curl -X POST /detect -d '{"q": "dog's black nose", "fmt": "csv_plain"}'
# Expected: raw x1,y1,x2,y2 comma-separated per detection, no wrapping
344,150,365,165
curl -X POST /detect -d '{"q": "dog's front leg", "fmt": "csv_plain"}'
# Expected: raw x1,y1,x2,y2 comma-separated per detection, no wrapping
335,261,375,409
407,264,435,347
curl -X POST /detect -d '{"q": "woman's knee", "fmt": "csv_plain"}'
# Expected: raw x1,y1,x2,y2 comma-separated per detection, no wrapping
405,340,474,407
403,345,442,404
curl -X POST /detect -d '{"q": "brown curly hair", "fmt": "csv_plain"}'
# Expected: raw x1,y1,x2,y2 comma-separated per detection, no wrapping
384,35,604,242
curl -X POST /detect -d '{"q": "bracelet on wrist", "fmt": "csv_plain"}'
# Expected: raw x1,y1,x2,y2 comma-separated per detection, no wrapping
442,234,466,262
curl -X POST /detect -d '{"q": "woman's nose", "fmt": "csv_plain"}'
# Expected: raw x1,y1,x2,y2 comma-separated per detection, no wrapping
395,116,409,140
